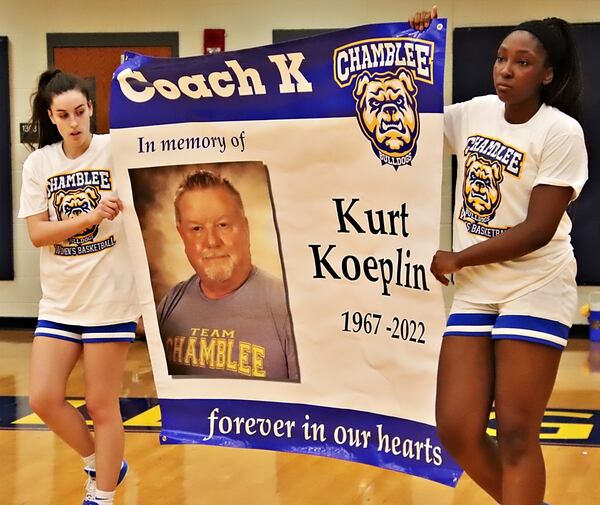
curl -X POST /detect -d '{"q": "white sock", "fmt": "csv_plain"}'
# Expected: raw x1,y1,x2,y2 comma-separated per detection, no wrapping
95,489,115,504
83,453,96,471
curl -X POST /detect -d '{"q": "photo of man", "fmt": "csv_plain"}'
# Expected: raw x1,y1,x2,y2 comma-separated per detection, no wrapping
130,163,299,381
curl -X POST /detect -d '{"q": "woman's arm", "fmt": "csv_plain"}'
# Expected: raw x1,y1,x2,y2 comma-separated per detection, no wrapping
26,195,123,247
430,184,574,285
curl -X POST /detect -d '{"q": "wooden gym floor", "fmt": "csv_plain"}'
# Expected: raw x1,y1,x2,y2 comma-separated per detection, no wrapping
0,329,598,505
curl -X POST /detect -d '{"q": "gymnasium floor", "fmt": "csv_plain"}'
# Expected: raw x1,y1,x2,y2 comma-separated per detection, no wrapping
1,330,598,505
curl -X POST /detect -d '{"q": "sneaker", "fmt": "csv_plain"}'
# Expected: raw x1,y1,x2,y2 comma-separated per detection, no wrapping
84,475,96,501
82,501,110,505
84,460,128,486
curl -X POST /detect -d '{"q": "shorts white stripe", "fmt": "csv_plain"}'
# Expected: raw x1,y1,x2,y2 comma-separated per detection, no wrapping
446,324,494,333
83,332,135,340
492,327,568,346
35,328,79,339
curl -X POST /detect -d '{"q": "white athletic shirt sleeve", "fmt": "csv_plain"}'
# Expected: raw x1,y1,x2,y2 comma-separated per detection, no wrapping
534,127,587,200
443,101,465,155
19,151,49,217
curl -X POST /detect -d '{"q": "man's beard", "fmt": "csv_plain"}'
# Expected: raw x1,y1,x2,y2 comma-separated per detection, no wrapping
201,249,236,282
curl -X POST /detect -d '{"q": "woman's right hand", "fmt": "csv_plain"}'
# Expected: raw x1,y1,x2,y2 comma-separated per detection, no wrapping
25,194,124,248
430,249,461,286
409,5,438,31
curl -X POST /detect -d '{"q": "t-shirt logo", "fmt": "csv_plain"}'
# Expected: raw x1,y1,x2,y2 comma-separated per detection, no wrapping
53,187,101,242
462,152,504,222
164,330,267,378
459,135,525,238
46,169,117,256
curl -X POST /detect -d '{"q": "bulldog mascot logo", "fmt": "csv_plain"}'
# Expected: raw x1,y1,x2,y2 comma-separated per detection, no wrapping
353,68,420,169
53,187,101,243
461,152,504,223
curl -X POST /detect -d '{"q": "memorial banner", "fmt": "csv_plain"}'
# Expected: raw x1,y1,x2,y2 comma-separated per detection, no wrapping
110,20,461,486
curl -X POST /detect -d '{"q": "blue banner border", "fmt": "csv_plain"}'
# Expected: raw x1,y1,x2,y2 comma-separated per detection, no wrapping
110,21,447,128
159,398,461,487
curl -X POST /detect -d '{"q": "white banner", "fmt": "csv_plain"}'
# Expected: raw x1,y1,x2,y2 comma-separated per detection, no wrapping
110,21,460,485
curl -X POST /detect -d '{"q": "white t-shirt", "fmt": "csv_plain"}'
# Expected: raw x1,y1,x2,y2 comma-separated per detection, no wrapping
19,134,140,325
444,95,588,303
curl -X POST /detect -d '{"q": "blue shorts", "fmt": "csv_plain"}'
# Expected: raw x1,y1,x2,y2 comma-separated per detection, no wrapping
444,263,577,350
444,312,570,349
34,320,137,344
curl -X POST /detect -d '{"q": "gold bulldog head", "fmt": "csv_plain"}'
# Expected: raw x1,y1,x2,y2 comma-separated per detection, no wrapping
53,187,101,240
353,68,419,161
463,153,504,218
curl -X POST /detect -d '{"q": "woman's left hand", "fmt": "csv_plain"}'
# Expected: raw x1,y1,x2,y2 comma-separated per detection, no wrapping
409,5,438,31
430,250,462,285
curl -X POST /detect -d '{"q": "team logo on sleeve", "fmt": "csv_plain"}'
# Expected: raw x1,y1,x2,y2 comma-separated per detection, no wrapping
333,37,434,170
459,135,525,238
53,187,101,242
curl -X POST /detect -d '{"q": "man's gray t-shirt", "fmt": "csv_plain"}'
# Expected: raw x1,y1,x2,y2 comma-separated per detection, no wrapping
157,267,299,381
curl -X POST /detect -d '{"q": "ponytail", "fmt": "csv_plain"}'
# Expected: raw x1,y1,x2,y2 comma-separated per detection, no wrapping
27,69,92,150
541,18,582,121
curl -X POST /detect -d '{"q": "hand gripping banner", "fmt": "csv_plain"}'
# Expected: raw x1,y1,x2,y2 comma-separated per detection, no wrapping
110,21,461,486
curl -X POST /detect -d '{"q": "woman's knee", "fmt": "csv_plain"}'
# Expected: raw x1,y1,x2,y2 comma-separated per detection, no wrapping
436,410,478,453
29,388,64,419
497,419,540,464
85,394,120,424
